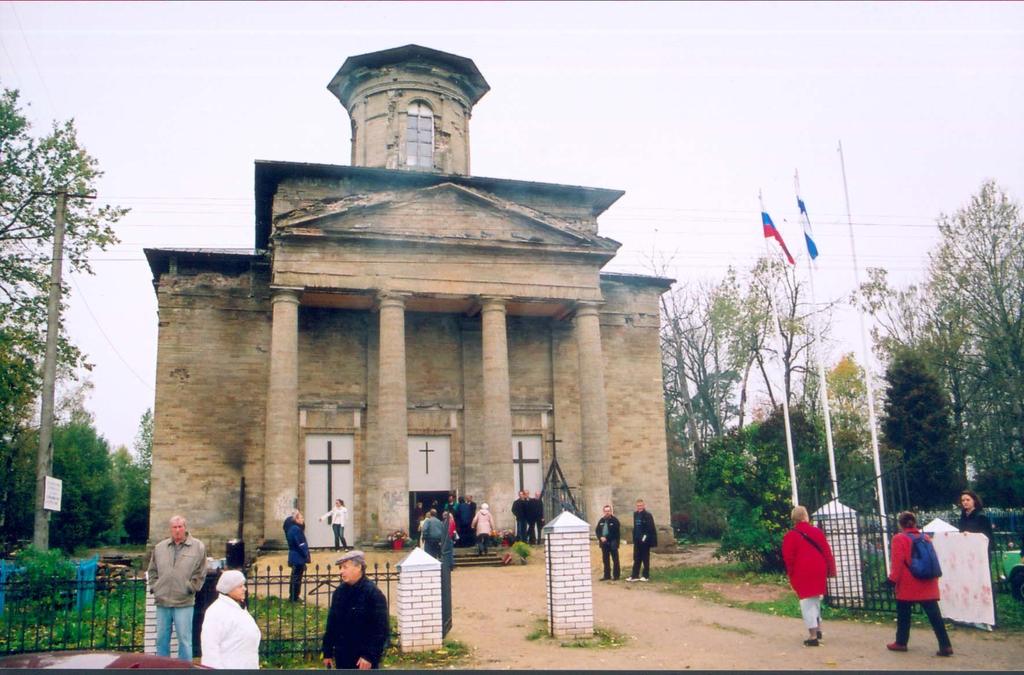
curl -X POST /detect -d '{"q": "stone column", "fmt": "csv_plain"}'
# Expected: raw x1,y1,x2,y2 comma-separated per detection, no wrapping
542,511,594,639
480,296,513,528
263,287,300,543
575,302,611,523
397,548,443,652
373,292,409,534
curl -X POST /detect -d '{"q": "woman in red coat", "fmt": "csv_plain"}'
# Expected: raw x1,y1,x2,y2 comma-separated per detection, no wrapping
782,506,836,647
886,511,953,656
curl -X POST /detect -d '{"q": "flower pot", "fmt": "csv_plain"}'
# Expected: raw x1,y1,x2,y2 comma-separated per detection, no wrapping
392,539,403,550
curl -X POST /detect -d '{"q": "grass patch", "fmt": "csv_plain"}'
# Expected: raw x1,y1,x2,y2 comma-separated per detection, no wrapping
524,619,627,649
661,562,1024,633
382,639,469,668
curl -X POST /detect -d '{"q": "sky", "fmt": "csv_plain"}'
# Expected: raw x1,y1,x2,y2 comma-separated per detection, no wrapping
2,1,1022,451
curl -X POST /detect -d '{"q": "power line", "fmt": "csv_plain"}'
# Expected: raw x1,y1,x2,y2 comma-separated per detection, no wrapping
68,271,154,393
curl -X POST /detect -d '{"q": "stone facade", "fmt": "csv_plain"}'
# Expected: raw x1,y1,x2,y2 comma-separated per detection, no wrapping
145,45,673,553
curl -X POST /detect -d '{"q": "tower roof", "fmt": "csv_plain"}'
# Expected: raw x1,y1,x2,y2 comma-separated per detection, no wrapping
327,44,491,109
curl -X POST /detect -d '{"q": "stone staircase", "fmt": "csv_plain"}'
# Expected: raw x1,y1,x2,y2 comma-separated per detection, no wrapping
452,548,511,568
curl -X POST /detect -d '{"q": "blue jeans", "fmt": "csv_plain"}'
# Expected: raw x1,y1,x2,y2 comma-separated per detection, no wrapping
155,605,194,660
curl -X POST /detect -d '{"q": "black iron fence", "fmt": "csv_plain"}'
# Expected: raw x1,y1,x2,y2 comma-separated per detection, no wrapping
0,574,146,654
247,562,398,659
0,562,398,658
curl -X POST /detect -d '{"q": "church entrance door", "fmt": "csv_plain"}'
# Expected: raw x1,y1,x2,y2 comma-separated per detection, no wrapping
304,434,355,549
511,435,543,495
407,435,451,537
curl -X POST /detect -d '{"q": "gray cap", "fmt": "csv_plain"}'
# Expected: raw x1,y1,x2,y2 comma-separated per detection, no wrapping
335,549,366,566
216,569,246,594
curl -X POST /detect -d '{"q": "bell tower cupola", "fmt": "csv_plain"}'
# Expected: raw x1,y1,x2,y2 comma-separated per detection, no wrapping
327,44,490,176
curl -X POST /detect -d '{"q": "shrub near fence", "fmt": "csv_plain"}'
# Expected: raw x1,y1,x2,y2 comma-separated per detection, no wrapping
0,575,146,654
0,561,398,658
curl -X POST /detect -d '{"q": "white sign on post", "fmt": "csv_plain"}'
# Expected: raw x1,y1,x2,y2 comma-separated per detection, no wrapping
43,475,62,512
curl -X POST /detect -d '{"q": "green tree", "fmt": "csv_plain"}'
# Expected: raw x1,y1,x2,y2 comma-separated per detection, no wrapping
696,407,812,571
881,350,962,509
0,329,38,550
49,402,117,552
1,85,126,371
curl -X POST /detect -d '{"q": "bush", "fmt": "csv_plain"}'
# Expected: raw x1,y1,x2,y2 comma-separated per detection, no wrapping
511,541,531,560
12,546,76,608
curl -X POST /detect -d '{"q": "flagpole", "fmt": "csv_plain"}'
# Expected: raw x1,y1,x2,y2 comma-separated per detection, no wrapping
837,141,890,573
795,171,839,502
759,191,799,507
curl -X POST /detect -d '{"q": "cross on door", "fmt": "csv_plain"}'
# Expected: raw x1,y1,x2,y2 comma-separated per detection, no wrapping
308,440,352,511
513,441,540,493
418,441,436,474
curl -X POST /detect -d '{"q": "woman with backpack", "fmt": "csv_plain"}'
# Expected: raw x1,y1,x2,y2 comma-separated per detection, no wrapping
782,506,836,647
886,511,953,657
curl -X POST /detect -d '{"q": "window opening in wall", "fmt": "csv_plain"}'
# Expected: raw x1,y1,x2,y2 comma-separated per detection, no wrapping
406,101,434,169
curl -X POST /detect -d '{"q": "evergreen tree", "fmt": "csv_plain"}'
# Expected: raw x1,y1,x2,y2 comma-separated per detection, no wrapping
881,350,962,508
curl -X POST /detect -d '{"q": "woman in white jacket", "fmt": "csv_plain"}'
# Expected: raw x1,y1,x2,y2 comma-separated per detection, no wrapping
319,499,349,551
201,570,261,669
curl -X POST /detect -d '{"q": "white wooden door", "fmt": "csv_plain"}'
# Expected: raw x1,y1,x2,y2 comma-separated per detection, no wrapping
407,436,451,491
304,434,355,548
511,435,543,495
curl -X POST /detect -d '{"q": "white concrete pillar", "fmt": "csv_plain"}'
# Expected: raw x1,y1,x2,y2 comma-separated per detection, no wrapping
396,547,443,652
542,511,594,639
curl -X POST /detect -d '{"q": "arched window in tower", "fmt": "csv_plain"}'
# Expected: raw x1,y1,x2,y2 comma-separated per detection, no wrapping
405,102,434,168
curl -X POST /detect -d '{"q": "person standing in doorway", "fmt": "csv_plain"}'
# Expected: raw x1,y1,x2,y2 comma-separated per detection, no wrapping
782,506,836,646
626,499,658,582
459,495,477,548
512,491,530,543
319,499,349,551
886,511,953,656
527,491,543,545
420,509,445,560
147,515,208,661
471,502,494,556
595,504,621,581
284,510,311,602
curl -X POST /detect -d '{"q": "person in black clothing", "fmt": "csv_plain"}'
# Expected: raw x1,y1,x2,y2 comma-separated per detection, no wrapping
459,496,477,548
595,504,621,581
526,491,543,544
958,490,994,550
512,491,530,543
322,550,389,670
284,511,311,602
626,499,658,582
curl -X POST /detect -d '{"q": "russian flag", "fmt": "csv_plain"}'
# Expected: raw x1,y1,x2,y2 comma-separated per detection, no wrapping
762,210,795,265
797,197,819,260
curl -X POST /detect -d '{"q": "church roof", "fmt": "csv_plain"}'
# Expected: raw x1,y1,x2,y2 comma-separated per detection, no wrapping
144,247,263,279
327,44,490,108
253,161,625,251
599,271,676,289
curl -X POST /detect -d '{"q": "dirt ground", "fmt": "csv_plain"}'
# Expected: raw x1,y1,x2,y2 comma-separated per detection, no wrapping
260,543,1024,670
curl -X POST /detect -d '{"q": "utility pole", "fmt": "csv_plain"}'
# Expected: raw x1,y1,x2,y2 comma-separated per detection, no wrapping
33,189,93,550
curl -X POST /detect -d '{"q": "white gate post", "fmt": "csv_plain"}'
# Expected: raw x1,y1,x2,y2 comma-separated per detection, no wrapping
144,573,178,655
542,511,593,639
396,547,443,652
814,500,864,608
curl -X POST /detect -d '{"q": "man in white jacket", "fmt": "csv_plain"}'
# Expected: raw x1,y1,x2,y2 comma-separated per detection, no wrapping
201,570,261,669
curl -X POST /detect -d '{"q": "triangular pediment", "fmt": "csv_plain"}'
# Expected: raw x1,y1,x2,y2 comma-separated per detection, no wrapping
275,183,614,250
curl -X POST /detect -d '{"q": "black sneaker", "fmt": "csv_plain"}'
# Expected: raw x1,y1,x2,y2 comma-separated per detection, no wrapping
803,639,819,647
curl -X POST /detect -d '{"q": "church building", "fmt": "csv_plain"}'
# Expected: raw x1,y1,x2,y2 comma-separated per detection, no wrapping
145,45,673,550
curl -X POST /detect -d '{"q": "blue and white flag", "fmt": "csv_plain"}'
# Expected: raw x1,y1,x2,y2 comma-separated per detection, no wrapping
797,197,819,260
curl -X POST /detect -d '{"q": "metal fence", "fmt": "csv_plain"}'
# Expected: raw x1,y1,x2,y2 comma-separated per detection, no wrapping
244,562,398,659
0,574,146,654
0,562,398,658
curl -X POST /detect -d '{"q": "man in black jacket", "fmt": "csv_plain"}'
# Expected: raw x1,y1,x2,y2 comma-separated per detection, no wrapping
512,491,530,543
322,550,389,669
594,504,621,581
626,499,658,582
